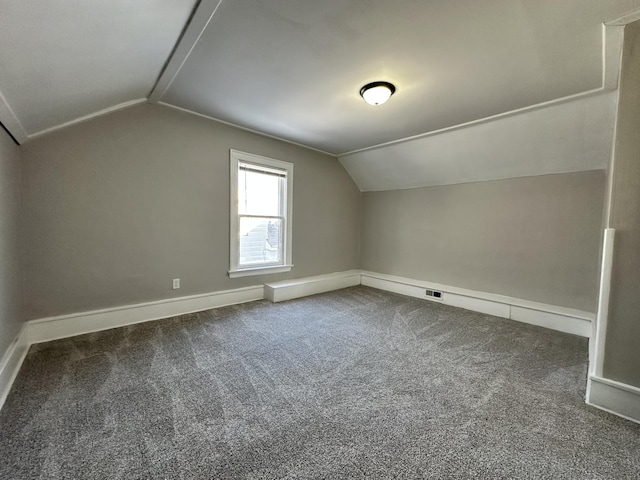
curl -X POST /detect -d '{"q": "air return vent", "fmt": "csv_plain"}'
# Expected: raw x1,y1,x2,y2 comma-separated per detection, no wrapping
425,289,443,300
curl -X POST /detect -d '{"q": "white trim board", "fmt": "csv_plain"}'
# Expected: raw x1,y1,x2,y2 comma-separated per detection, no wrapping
0,285,264,411
229,150,294,279
360,271,594,338
0,269,598,413
593,229,616,376
158,102,335,157
26,285,264,344
587,375,640,425
148,0,224,102
0,88,28,143
27,99,147,141
338,19,631,159
0,328,30,410
265,270,362,302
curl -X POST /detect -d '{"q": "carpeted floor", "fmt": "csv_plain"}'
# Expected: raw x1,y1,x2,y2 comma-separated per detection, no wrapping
1,286,639,479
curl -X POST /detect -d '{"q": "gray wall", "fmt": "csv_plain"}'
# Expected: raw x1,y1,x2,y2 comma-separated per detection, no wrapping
603,21,640,387
0,128,23,356
360,171,605,312
21,104,361,319
17,101,610,324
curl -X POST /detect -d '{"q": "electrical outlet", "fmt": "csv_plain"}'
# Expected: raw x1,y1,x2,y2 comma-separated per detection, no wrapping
173,278,180,290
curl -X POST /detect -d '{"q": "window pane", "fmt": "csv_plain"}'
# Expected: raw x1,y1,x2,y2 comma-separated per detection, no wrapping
239,217,282,266
238,169,281,216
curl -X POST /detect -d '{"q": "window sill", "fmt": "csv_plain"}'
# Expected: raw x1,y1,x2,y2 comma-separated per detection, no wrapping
228,265,293,278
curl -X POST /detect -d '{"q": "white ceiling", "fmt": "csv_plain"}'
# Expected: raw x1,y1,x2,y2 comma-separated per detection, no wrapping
0,0,196,137
158,0,638,155
1,0,640,190
340,92,618,191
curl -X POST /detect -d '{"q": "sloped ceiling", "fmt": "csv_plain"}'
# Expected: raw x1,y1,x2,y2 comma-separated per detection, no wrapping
1,0,640,190
0,0,197,137
340,92,618,191
157,0,636,155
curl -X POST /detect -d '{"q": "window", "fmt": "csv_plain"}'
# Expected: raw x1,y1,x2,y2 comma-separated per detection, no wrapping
229,150,293,278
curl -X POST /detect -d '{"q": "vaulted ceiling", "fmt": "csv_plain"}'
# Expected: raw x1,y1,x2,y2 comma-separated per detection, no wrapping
1,0,640,190
0,0,197,137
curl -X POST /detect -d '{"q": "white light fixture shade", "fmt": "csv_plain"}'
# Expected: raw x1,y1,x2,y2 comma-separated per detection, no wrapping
360,81,396,106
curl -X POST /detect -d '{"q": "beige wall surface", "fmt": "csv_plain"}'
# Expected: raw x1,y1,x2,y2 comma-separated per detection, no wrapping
0,129,23,356
21,104,361,319
603,21,640,387
360,171,605,312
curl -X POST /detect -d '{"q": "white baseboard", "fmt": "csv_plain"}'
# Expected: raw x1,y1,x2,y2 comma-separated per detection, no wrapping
0,327,30,410
0,285,265,412
264,270,361,302
359,274,435,302
26,285,265,344
510,305,591,337
587,375,640,425
441,291,512,318
360,271,593,338
0,270,599,414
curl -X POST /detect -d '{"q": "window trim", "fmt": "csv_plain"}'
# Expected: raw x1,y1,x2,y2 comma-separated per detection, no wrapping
229,149,293,278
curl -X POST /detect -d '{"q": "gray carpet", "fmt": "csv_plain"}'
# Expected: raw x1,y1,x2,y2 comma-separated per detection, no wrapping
1,286,639,479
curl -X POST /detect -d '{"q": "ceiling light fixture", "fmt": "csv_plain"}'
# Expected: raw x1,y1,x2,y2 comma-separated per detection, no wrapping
359,81,396,106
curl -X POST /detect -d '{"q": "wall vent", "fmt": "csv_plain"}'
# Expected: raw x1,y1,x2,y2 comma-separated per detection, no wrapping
426,289,443,300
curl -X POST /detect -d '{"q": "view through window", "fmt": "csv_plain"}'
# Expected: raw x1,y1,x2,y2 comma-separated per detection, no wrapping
229,150,293,277
238,163,284,266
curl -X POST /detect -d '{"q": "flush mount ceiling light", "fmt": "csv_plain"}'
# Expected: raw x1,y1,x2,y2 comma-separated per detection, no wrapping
359,81,396,106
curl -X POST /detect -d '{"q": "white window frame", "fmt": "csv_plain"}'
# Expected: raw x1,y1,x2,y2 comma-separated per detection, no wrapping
229,149,293,278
